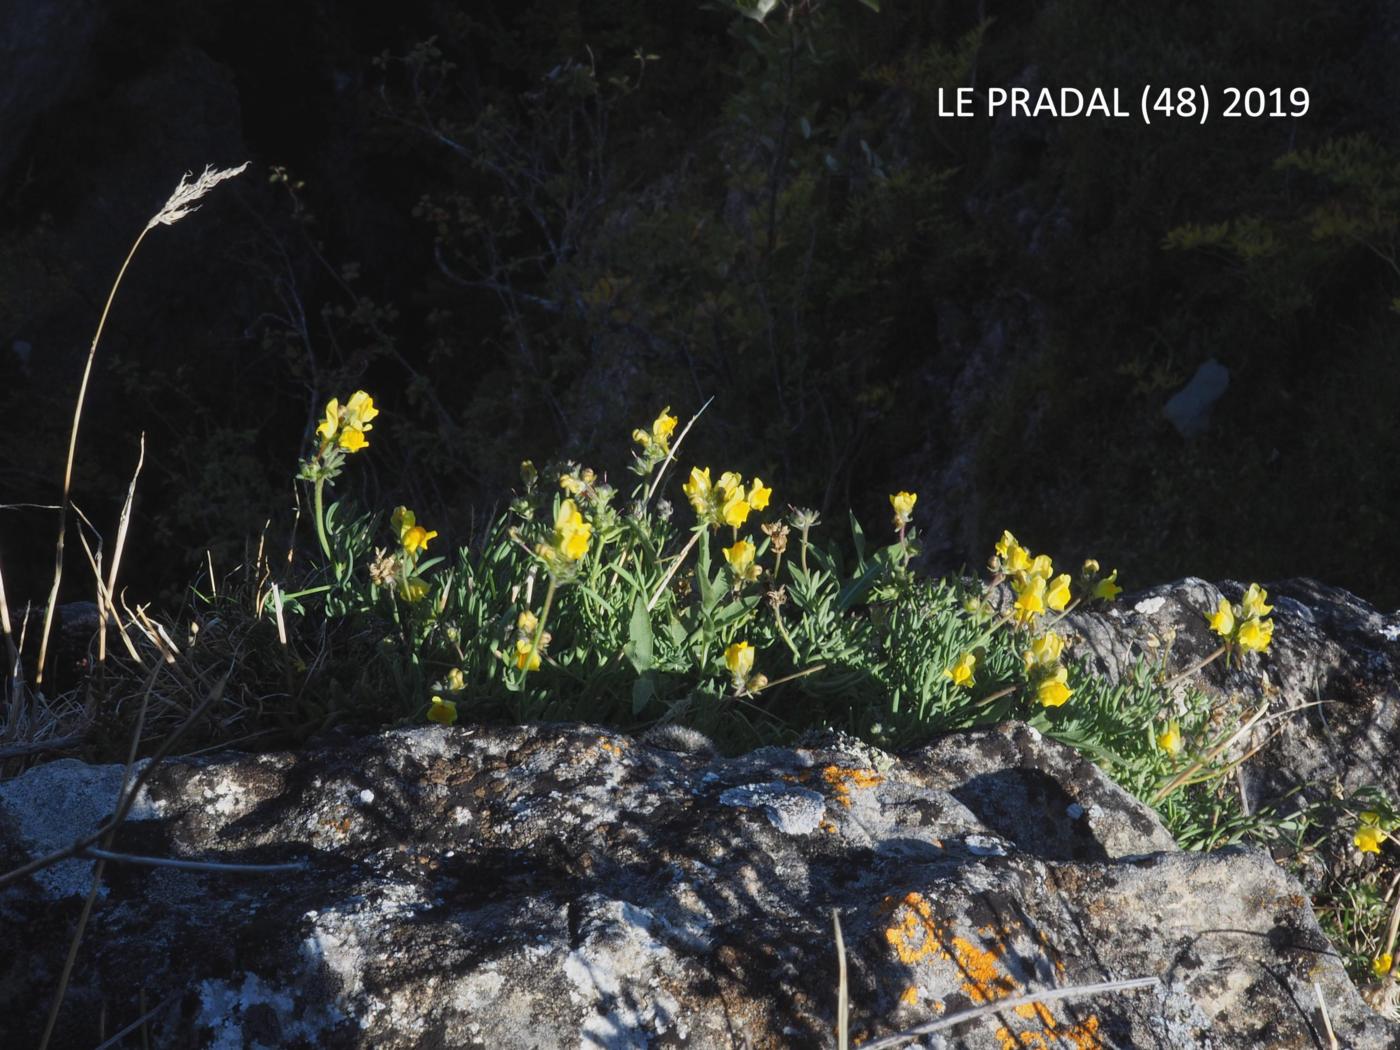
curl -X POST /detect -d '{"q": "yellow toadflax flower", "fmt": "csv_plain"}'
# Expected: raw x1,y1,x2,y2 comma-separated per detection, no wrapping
747,478,772,512
1023,632,1065,670
724,640,755,688
890,491,917,528
1012,574,1047,626
554,499,592,561
683,467,714,515
1208,599,1236,639
391,507,439,555
515,638,543,672
344,390,379,430
1375,954,1394,978
944,651,976,688
1093,570,1123,601
427,695,457,725
634,407,679,452
1036,665,1072,708
1240,583,1273,620
724,538,759,581
1356,823,1388,854
1156,719,1183,756
445,668,466,692
994,530,1032,575
1045,574,1072,613
1236,616,1273,652
399,578,429,603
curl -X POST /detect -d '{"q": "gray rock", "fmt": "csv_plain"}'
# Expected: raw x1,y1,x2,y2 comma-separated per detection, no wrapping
1064,577,1400,816
1,721,1394,1048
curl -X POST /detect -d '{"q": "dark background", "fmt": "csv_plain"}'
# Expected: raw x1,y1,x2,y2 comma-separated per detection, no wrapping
2,0,1398,615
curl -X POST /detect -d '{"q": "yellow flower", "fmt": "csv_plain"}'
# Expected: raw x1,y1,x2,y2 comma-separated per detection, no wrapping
683,467,713,513
1236,616,1273,653
553,499,592,562
1093,570,1122,601
399,578,429,603
890,491,917,527
520,460,538,486
445,668,466,692
1156,719,1182,756
559,472,588,496
944,651,976,688
427,695,457,725
747,478,772,512
717,471,744,497
1036,666,1072,708
1045,574,1072,613
652,407,678,448
1356,824,1389,854
1023,632,1065,670
724,640,755,681
1240,583,1273,620
1028,554,1055,580
720,490,752,529
1361,810,1382,825
515,638,542,672
724,538,757,577
403,524,439,555
1208,598,1235,638
518,609,539,635
1012,574,1047,626
344,390,379,429
338,426,369,452
1374,954,1394,978
316,398,342,440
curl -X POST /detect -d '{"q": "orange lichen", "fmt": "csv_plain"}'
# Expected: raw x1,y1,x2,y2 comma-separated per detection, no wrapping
996,1014,1101,1049
821,765,883,807
882,892,1100,1048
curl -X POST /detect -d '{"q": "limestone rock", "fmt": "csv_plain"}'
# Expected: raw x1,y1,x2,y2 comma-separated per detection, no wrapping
1,721,1394,1048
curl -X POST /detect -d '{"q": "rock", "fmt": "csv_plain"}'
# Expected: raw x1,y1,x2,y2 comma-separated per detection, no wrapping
1063,577,1400,819
2,721,1393,1048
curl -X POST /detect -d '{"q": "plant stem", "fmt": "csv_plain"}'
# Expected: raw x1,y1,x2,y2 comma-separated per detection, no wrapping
313,477,333,562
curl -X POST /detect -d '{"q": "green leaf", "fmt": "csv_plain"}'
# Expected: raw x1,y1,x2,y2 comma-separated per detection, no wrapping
624,594,654,673
632,671,658,715
854,0,879,11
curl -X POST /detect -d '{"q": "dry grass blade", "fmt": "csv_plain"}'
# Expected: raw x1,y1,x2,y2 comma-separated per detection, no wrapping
90,990,182,1050
101,434,146,666
645,395,714,505
35,161,249,686
80,847,307,874
833,909,849,1050
1314,980,1340,1049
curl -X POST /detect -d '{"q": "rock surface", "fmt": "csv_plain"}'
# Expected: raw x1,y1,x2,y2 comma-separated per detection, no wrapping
2,719,1395,1048
1064,577,1400,818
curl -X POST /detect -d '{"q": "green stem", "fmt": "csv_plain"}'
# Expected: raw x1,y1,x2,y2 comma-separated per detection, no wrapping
313,477,332,563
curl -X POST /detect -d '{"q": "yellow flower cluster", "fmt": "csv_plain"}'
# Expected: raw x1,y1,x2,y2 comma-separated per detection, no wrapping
1355,810,1393,855
1207,583,1275,653
536,499,593,574
632,407,679,474
316,391,379,453
683,468,772,530
993,531,1073,628
1020,629,1074,708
